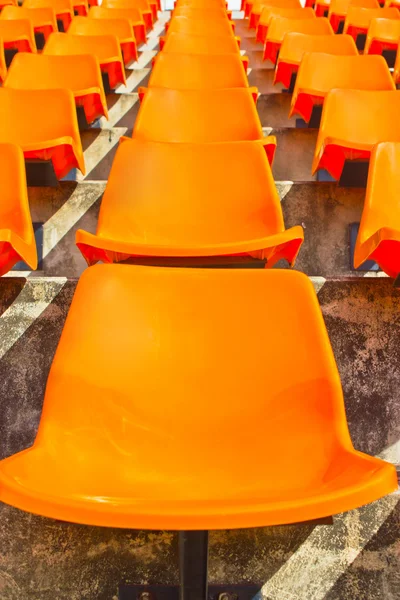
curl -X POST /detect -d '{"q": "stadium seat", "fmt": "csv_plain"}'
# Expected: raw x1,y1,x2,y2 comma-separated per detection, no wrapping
354,142,400,278
4,53,108,127
1,5,58,46
248,0,302,29
132,88,277,164
344,6,400,46
256,6,315,44
141,53,248,95
0,19,37,59
76,139,303,266
328,0,380,33
0,264,396,528
166,16,236,38
290,54,394,126
101,0,155,31
44,31,126,90
312,89,400,181
364,16,400,56
0,87,84,179
0,144,37,276
172,6,232,19
160,31,242,57
275,33,357,90
24,0,74,32
89,6,146,46
0,0,17,9
264,16,334,64
69,15,138,65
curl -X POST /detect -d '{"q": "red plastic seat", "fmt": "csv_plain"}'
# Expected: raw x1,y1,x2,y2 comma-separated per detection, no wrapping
132,87,277,164
264,16,334,64
0,264,396,528
76,139,303,266
312,89,400,180
44,31,126,90
0,87,85,178
275,33,357,89
354,142,400,278
0,143,37,275
290,54,395,123
4,52,108,125
69,15,139,65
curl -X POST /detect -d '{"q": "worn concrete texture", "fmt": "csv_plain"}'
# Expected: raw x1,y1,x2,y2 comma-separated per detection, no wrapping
0,278,399,599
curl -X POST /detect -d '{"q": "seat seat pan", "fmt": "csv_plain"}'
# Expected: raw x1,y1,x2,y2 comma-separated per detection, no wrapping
0,445,395,529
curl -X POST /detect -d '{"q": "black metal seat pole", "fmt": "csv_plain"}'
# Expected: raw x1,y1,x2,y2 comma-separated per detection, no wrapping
179,531,209,600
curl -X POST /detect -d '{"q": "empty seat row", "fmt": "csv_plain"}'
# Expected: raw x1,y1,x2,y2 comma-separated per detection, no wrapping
0,0,396,542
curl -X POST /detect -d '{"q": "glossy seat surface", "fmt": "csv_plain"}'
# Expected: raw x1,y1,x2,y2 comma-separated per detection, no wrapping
257,6,315,43
4,52,108,124
328,0,380,31
291,54,395,122
0,18,37,53
24,0,74,30
355,142,400,277
44,31,126,88
312,89,400,179
166,15,235,37
89,5,146,44
264,16,334,64
365,16,400,53
161,31,240,54
344,6,400,39
147,52,248,90
0,265,396,529
1,5,58,39
76,139,303,265
275,32,357,88
0,143,37,275
0,87,85,178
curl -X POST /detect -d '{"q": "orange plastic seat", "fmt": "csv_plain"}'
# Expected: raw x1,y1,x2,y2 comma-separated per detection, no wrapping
175,0,228,6
291,54,394,123
172,6,231,19
76,139,303,265
70,15,138,65
161,31,242,56
132,88,277,164
0,0,17,9
329,0,380,32
354,142,400,277
89,6,146,45
0,264,396,529
275,33,357,89
248,0,301,29
364,17,400,53
24,0,74,31
4,52,108,125
102,0,155,31
0,144,37,275
256,6,315,44
44,31,126,89
142,53,248,95
264,16,334,64
0,39,5,83
312,89,400,180
344,7,400,41
0,87,84,178
166,16,236,38
1,6,58,41
0,18,37,56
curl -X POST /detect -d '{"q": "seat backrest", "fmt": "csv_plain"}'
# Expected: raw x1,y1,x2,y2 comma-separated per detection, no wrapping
267,16,334,42
70,14,133,39
133,87,263,143
149,53,248,89
254,0,302,9
36,264,351,482
162,31,240,54
0,17,36,45
173,6,229,17
0,143,32,241
44,31,121,62
1,5,58,29
24,0,74,12
102,0,151,10
366,14,400,37
94,139,286,246
260,6,315,25
89,5,142,22
344,6,400,30
0,87,80,148
279,32,357,64
167,15,235,37
329,0,380,15
294,53,395,95
4,51,102,94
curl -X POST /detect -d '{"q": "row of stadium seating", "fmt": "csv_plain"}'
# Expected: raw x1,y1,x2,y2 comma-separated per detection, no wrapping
0,0,397,545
